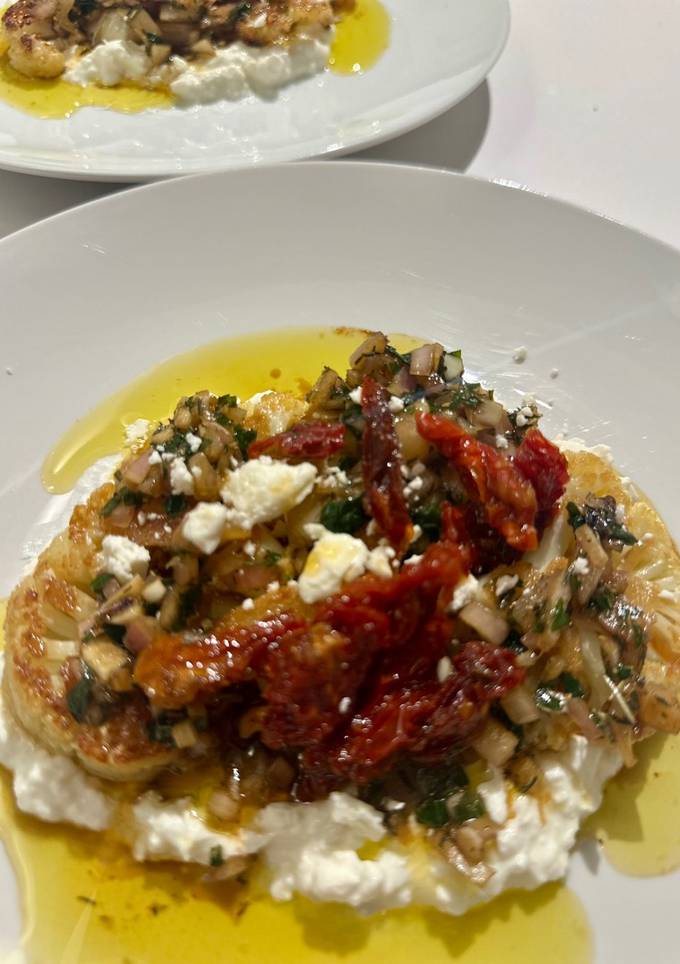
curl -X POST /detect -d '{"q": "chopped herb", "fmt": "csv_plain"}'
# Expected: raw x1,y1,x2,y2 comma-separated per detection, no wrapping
165,494,187,515
337,455,357,473
550,598,571,631
589,586,616,613
341,402,364,438
582,495,637,549
263,550,281,566
415,798,450,828
101,486,143,516
411,764,468,800
100,493,122,517
225,0,251,28
320,497,367,535
103,624,127,646
70,0,98,18
145,31,164,44
503,631,527,655
234,425,257,459
147,717,176,746
67,665,95,723
613,663,633,681
451,790,486,823
384,345,412,373
90,572,113,596
217,394,238,408
557,672,585,698
535,685,567,713
176,586,200,630
566,501,586,529
210,845,225,867
164,433,190,456
411,503,442,540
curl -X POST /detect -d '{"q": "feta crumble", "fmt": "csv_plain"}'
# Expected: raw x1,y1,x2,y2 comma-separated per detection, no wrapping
220,456,317,530
99,535,150,584
125,418,150,445
495,574,519,597
169,458,195,496
182,502,229,555
448,574,480,612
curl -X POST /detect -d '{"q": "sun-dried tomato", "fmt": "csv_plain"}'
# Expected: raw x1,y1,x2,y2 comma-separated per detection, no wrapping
133,611,305,709
513,427,569,529
248,421,346,460
314,641,523,785
360,376,413,551
416,412,539,552
259,622,376,750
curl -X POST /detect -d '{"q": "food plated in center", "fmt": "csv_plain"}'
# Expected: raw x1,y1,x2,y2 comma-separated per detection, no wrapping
0,0,361,106
2,330,680,926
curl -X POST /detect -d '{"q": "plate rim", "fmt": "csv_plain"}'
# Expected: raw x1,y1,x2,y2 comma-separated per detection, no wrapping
1,160,679,263
0,0,511,182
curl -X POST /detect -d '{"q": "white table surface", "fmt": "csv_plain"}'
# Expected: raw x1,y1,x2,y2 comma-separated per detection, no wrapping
1,0,680,248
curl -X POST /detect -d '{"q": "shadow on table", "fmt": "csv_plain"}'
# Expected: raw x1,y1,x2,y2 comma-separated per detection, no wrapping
355,80,491,172
0,170,119,238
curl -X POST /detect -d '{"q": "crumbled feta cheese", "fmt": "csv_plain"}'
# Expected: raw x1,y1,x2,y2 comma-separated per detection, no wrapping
99,535,150,584
169,458,195,496
148,449,163,465
338,697,351,714
437,656,453,682
242,597,255,611
495,434,509,450
495,574,519,597
366,544,396,579
125,418,150,445
267,581,280,593
220,456,317,530
298,528,369,603
513,346,528,363
388,396,405,414
572,557,590,576
410,524,423,543
186,432,202,454
137,511,147,526
182,502,229,554
243,540,256,558
349,386,363,404
403,553,424,566
190,465,202,479
404,475,424,498
321,465,351,489
449,574,480,612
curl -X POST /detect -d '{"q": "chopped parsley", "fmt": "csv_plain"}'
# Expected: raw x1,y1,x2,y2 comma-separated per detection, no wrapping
451,790,486,824
566,501,586,529
100,486,143,516
210,845,225,867
234,425,257,459
217,394,238,409
415,798,450,828
550,598,570,631
320,497,367,535
165,494,187,515
66,665,96,723
411,503,442,540
90,572,113,596
556,672,585,698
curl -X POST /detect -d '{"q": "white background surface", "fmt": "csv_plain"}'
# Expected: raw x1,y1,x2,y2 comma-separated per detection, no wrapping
1,0,679,247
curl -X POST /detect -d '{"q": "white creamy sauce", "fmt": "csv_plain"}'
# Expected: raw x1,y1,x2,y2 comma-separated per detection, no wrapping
64,29,332,107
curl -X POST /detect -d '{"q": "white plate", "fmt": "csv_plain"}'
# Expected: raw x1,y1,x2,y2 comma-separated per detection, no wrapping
1,162,680,960
0,0,509,181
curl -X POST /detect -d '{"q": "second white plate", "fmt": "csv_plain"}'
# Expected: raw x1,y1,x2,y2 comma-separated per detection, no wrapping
0,0,508,181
